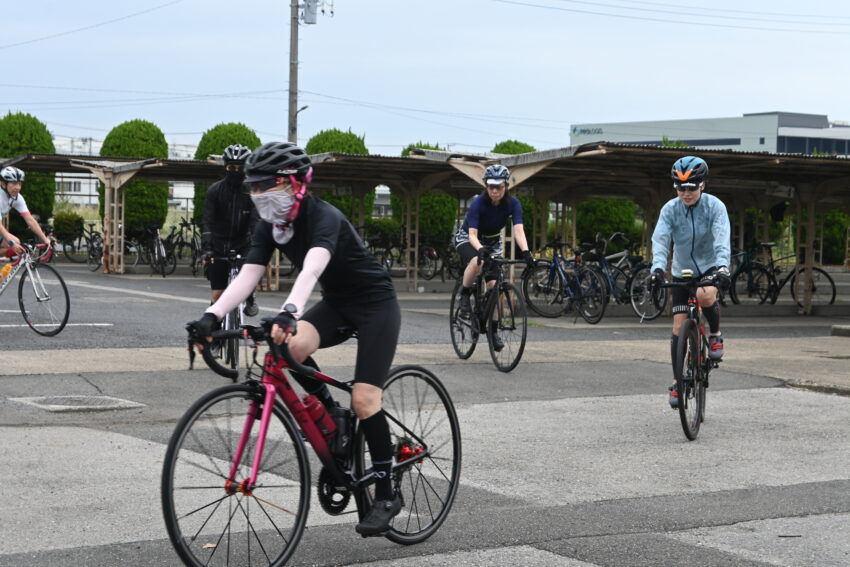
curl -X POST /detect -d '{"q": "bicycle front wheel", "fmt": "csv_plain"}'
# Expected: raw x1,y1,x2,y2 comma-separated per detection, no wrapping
62,236,88,263
487,282,527,373
203,308,241,380
675,319,704,441
162,384,311,567
354,365,461,545
87,233,103,272
449,280,479,359
18,263,70,336
790,267,836,307
521,261,565,318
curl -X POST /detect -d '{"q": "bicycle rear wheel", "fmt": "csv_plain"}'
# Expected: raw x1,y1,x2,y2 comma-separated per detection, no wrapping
487,282,527,372
18,263,70,336
354,365,461,545
675,319,704,440
730,263,770,304
575,267,607,324
449,280,479,359
87,233,103,272
62,235,88,263
629,266,667,321
789,267,836,307
521,261,565,318
162,384,311,567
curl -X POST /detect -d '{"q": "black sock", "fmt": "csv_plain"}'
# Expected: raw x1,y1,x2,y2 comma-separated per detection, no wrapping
703,301,720,334
461,286,471,295
360,411,394,501
670,333,678,375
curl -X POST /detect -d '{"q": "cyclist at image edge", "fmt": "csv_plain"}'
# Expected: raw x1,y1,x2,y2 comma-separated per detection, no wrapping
454,164,534,348
189,141,404,536
201,144,259,317
650,156,732,408
0,167,52,258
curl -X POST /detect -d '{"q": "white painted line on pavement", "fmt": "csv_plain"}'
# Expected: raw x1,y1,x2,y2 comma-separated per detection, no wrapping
62,279,211,304
0,323,113,328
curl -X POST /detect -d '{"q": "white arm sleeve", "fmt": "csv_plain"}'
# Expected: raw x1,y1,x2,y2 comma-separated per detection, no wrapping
282,247,331,316
206,263,266,320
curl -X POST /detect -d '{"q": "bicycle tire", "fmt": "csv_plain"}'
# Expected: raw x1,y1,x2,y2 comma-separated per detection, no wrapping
521,261,566,318
449,280,479,359
62,235,88,263
17,263,70,336
487,282,527,373
789,267,836,307
675,319,704,440
164,250,178,276
628,266,667,321
609,265,628,304
161,383,311,567
418,252,438,280
445,250,462,281
353,365,461,545
575,266,607,324
87,233,103,272
730,263,770,305
123,238,141,268
201,308,241,380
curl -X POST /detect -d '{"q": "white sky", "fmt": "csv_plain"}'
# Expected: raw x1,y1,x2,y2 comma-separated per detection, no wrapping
3,0,850,156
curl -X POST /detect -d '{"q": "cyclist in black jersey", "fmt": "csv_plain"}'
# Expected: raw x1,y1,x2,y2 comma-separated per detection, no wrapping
190,141,403,536
454,164,534,349
201,144,259,316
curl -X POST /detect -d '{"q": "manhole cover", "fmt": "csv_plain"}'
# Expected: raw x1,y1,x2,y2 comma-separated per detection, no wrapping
9,395,145,413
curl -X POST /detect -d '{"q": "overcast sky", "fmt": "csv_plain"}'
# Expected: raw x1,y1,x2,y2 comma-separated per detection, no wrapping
3,0,850,156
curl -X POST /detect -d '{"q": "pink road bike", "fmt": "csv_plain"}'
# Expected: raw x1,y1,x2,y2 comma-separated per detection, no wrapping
163,320,461,566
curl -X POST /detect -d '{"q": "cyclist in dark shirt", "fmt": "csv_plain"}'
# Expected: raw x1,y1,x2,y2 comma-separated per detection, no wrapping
201,144,259,316
190,141,402,536
454,164,534,349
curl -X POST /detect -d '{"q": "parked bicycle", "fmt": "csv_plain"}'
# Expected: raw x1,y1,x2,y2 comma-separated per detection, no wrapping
521,240,608,324
728,245,770,305
660,270,720,441
164,218,203,277
62,221,101,263
144,224,176,277
760,243,836,307
0,243,69,336
170,319,461,566
450,254,528,372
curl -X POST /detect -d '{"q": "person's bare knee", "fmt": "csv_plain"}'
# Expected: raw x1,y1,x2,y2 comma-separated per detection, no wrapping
288,320,319,362
672,313,687,335
698,286,717,306
351,383,382,420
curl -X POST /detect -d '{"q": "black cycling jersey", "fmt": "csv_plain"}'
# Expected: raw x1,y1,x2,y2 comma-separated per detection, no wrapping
245,195,396,305
201,178,257,255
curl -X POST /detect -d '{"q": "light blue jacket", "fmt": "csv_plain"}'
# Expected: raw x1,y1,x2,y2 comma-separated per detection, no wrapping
651,193,731,278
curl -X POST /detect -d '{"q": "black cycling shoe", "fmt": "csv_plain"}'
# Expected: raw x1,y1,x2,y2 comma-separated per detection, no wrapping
355,495,402,536
491,332,505,352
458,294,472,319
243,298,259,317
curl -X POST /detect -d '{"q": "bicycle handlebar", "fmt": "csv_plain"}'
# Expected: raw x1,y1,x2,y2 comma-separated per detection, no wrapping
660,276,719,289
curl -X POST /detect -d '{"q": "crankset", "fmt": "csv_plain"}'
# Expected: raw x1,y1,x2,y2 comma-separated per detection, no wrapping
317,466,352,515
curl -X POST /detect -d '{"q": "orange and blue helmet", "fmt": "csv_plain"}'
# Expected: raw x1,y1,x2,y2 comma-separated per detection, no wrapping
671,156,708,184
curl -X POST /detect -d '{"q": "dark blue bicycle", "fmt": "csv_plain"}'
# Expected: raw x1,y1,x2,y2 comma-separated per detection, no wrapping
521,239,607,324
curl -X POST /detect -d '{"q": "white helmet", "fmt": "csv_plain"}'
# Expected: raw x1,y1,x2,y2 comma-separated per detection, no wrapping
0,166,25,183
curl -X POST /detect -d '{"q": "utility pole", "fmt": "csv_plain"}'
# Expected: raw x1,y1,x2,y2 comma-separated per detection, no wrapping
287,1,300,143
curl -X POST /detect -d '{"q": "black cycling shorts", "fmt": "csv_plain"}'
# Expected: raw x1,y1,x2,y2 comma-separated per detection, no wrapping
671,267,718,314
300,297,400,388
205,259,232,290
456,242,500,282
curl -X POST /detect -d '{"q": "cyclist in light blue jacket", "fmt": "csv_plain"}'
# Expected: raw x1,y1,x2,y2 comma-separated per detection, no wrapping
650,156,731,408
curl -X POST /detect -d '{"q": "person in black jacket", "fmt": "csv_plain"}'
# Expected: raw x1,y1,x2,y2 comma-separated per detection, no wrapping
201,144,259,316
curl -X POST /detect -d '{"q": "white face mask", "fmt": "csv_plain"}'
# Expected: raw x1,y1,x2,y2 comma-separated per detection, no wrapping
250,190,295,224
250,190,296,244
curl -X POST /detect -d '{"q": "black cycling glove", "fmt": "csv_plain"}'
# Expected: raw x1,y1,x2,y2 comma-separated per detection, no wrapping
273,307,298,336
476,246,491,265
522,250,535,267
650,268,665,289
715,266,731,291
188,312,218,340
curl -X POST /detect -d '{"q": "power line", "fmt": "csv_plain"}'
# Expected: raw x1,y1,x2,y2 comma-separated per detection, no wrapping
614,0,850,21
0,0,188,50
493,0,850,34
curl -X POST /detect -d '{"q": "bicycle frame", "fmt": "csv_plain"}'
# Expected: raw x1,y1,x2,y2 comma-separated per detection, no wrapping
0,245,49,297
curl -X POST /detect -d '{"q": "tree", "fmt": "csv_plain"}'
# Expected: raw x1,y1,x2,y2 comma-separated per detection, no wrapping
99,119,169,235
662,135,688,148
192,123,261,222
492,139,536,155
491,140,547,251
392,142,457,240
0,112,56,235
576,199,641,247
305,128,372,219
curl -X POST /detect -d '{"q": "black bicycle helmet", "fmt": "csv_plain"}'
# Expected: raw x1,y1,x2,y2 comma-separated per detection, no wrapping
222,144,252,165
671,156,708,184
244,142,312,182
0,166,25,183
483,164,510,184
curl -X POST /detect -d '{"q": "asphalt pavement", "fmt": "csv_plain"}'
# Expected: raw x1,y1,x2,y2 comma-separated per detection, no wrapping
0,261,848,566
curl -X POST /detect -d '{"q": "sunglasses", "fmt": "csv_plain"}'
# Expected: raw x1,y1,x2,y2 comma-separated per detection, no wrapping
674,182,702,192
487,183,506,190
249,177,282,193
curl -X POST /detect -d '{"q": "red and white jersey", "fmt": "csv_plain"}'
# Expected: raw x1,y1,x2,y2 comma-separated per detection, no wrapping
0,191,30,216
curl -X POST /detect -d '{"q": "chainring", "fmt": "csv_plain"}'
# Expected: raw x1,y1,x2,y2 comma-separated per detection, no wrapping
317,466,351,515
